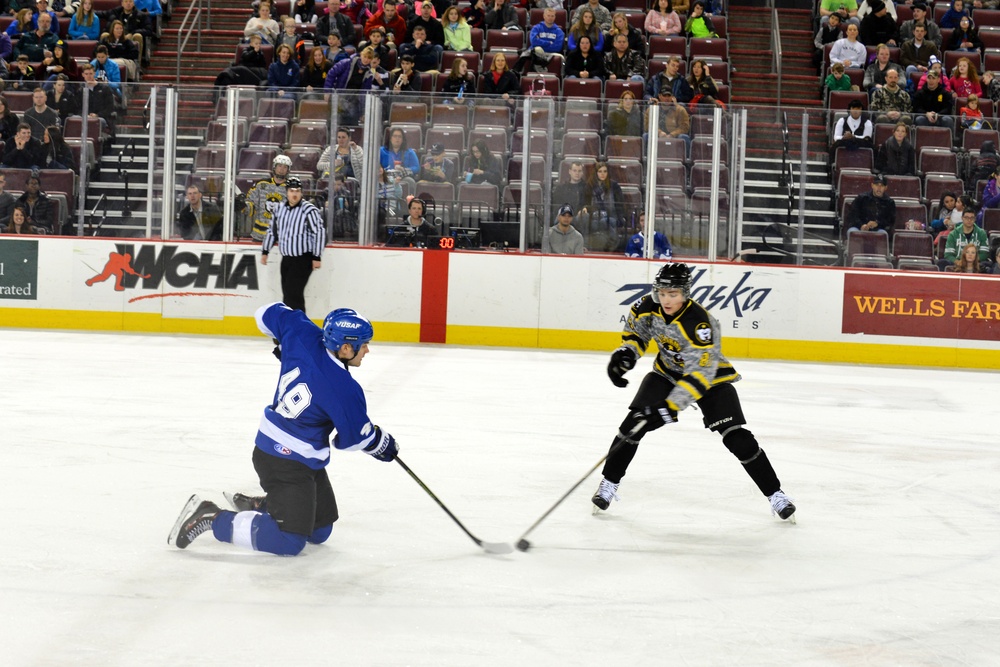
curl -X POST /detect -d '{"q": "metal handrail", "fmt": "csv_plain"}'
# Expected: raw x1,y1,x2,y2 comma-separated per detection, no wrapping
771,1,783,123
175,1,203,84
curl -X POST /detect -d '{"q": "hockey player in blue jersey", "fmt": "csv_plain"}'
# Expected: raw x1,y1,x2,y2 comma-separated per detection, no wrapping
167,302,399,555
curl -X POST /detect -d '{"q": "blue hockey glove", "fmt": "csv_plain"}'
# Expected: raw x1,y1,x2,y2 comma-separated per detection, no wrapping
607,347,638,388
630,404,677,428
364,427,399,462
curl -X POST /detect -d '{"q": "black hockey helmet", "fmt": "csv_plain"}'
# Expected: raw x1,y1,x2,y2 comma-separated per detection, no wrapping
285,176,303,190
653,263,692,298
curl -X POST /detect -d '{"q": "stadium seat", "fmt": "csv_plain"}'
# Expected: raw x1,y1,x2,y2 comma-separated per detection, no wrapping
833,147,874,183
690,162,729,191
486,29,525,52
606,159,643,187
560,132,601,159
511,128,551,156
468,127,510,160
604,79,645,104
690,136,728,163
507,155,547,183
917,148,958,177
288,122,328,148
562,78,603,100
473,105,511,128
441,51,481,75
298,98,332,122
457,182,500,226
828,91,868,111
655,161,687,191
915,125,953,153
606,135,644,160
258,98,295,121
944,50,982,76
963,128,1000,151
847,230,891,265
195,147,228,171
432,104,470,127
425,125,467,154
924,174,964,206
238,147,280,172
285,148,321,177
656,136,687,163
565,109,603,133
215,94,255,121
390,102,429,125
893,199,928,228
647,35,686,59
885,175,922,201
248,121,288,148
688,38,728,62
207,120,247,146
519,73,560,97
892,231,934,263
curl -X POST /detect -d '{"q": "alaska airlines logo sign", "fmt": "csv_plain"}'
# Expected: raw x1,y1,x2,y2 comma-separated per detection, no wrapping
84,244,258,303
617,268,772,317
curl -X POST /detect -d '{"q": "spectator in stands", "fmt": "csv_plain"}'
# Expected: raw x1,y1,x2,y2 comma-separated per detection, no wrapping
913,69,954,129
519,7,563,74
293,0,318,25
399,25,440,73
813,11,842,69
929,191,960,237
940,207,989,269
961,91,989,128
607,89,642,136
553,161,587,218
831,99,874,153
875,122,915,175
916,55,951,91
951,242,984,272
379,126,419,184
101,19,140,81
0,172,16,226
857,0,897,21
2,204,40,234
318,127,363,179
15,173,52,232
947,15,982,54
318,0,356,46
646,88,691,155
324,45,388,124
102,0,151,66
481,52,519,104
829,22,867,69
267,44,301,100
950,56,982,97
0,30,11,61
624,213,673,259
568,8,604,52
132,0,161,19
572,0,611,31
871,67,913,123
244,2,280,45
899,25,941,76
40,40,81,88
462,0,486,30
419,143,456,183
584,161,625,251
80,63,116,137
341,0,372,28
8,55,36,91
407,0,444,46
24,87,59,140
483,0,518,31
993,244,1000,275
399,196,437,245
441,56,475,102
566,35,605,80
688,58,724,110
847,172,895,235
609,12,645,54
275,18,301,61
684,1,717,39
69,0,101,41
646,0,682,37
357,25,392,59
14,12,59,61
605,33,645,83
819,0,859,27
366,0,408,47
441,6,472,51
176,184,223,241
898,3,941,49
41,125,73,170
388,53,421,92
377,166,403,222
6,9,34,40
825,61,854,94
0,97,20,144
32,0,59,33
644,56,693,103
939,0,969,30
92,45,122,98
863,43,904,92
47,74,79,120
859,0,896,47
978,164,1000,222
542,204,585,255
239,32,268,69
464,139,501,186
300,46,332,99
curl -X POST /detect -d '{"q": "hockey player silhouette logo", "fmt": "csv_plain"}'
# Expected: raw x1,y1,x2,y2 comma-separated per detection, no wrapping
85,251,151,291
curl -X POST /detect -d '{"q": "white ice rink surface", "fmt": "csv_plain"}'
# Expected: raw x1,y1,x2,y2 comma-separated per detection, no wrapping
2,329,999,666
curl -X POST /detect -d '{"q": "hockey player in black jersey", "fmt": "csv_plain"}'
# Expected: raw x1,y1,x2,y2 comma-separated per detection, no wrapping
594,262,796,521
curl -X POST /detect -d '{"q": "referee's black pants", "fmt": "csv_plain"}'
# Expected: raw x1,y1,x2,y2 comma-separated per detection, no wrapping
280,253,315,315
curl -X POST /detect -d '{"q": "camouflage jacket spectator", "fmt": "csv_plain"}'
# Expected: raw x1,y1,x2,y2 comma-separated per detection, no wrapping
870,84,912,114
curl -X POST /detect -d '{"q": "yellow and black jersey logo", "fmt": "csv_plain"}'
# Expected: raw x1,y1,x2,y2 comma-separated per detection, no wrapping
695,322,712,345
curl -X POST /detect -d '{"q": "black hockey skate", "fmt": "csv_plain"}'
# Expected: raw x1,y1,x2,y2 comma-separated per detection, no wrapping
591,478,620,512
167,495,220,549
768,490,796,521
223,491,266,513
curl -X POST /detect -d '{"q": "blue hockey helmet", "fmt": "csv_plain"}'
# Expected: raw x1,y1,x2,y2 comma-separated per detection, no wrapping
323,308,374,354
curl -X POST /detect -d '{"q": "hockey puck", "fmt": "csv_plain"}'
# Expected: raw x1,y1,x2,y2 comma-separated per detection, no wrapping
516,539,531,552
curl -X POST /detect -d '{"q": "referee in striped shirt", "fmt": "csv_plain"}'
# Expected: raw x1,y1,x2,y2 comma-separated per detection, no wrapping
260,177,326,315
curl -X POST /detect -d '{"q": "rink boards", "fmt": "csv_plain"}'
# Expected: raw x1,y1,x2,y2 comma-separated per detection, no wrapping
1,237,998,369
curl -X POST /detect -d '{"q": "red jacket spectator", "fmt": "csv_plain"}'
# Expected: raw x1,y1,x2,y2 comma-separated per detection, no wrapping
365,1,407,45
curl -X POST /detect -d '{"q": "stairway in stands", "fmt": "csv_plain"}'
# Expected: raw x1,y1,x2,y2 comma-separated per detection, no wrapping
85,0,247,234
728,4,840,264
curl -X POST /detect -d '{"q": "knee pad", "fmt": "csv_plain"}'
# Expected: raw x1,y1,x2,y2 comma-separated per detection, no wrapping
722,426,761,464
250,513,308,556
307,524,333,545
617,412,659,444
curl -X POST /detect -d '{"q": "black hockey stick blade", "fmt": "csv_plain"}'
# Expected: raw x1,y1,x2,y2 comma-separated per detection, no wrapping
396,457,513,555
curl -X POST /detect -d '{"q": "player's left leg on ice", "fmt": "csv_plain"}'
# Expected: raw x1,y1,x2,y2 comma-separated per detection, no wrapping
168,495,222,549
768,490,796,522
224,491,267,513
591,478,620,513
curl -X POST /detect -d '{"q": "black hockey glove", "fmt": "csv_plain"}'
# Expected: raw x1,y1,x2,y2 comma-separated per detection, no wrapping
364,427,399,462
607,347,638,388
271,338,281,361
630,404,677,429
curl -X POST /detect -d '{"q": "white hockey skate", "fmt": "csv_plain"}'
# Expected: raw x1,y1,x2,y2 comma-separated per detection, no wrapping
768,490,796,523
591,478,620,514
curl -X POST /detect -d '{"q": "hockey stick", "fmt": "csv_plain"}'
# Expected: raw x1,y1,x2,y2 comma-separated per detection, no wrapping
514,420,646,551
396,456,514,555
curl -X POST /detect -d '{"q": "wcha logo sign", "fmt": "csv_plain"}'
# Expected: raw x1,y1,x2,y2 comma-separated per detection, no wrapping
84,244,259,303
616,267,772,318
